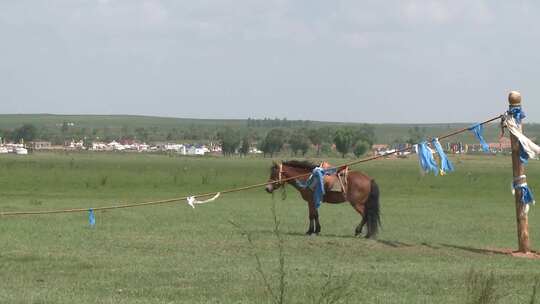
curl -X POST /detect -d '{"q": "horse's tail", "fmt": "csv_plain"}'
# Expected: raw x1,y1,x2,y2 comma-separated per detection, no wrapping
365,179,381,239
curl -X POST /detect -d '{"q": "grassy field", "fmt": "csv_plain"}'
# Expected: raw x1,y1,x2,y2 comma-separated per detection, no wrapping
1,152,540,303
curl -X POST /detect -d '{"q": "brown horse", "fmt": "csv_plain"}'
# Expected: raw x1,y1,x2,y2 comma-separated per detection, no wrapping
265,160,381,238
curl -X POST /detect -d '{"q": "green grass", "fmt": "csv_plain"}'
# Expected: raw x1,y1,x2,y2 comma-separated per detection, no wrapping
1,152,539,303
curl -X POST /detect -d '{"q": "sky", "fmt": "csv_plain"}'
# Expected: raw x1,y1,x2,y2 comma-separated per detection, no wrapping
1,1,539,123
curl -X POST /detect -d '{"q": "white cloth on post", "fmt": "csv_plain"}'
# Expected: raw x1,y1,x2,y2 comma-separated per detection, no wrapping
503,113,540,159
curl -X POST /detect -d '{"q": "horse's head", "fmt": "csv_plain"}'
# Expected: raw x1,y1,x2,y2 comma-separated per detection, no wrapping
266,162,283,193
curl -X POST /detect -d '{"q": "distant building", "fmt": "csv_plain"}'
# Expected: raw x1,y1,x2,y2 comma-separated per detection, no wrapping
66,140,85,150
372,144,389,156
30,141,52,150
371,144,412,157
162,143,186,154
92,142,110,151
487,137,511,152
249,147,263,154
186,144,206,155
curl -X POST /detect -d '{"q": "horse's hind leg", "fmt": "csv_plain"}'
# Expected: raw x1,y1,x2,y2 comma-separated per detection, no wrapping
355,216,366,236
351,202,366,237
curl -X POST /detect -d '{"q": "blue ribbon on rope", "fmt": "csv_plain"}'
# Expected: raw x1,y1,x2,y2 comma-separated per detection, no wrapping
296,166,337,209
88,208,96,227
468,123,490,153
417,142,439,175
509,107,526,125
513,183,535,205
432,139,454,175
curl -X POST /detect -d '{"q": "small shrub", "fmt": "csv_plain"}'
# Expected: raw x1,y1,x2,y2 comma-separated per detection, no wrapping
100,176,108,186
529,277,540,304
201,173,210,185
29,199,42,206
465,269,503,304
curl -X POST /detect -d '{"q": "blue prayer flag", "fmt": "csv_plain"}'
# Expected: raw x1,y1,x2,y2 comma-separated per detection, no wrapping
88,208,96,227
417,142,439,175
432,139,454,175
468,123,490,153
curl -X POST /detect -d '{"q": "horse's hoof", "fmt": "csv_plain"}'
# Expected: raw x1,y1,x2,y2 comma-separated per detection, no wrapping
305,231,314,236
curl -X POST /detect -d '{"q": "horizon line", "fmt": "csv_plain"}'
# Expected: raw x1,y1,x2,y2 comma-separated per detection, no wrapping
0,113,530,125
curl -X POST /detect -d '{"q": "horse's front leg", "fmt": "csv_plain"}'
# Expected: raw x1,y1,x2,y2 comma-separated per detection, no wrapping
314,209,321,235
306,201,316,235
306,200,321,236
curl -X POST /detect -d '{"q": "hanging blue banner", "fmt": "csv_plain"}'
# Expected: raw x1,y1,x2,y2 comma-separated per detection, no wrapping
468,123,490,153
88,208,96,227
417,142,439,175
432,138,454,175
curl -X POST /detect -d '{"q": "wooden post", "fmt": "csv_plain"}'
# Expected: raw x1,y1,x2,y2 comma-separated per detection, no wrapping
508,90,531,253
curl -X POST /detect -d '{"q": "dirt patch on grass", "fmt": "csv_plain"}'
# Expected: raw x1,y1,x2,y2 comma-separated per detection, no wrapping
491,248,540,259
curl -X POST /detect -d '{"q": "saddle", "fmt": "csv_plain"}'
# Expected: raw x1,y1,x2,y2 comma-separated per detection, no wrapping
319,162,349,194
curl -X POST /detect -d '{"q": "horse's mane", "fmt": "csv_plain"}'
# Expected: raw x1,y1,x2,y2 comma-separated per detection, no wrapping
281,160,318,170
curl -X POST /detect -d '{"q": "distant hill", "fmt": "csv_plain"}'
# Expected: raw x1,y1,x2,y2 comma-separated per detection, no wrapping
0,114,536,145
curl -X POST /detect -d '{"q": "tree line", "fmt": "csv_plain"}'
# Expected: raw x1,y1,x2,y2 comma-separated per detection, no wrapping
0,120,377,158
218,124,375,158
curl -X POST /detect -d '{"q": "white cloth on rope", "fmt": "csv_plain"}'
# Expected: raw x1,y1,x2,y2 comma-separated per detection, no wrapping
504,113,540,159
187,192,220,208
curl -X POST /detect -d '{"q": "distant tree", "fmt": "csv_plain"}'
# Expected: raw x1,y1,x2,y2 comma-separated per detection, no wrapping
51,135,64,146
317,126,335,144
334,128,354,158
239,135,251,157
37,126,51,141
218,127,241,156
407,126,425,144
354,124,375,145
61,121,69,134
0,129,13,143
13,124,38,143
120,125,131,140
260,129,288,157
289,128,311,156
83,137,93,150
353,140,370,158
308,129,323,156
102,127,113,141
135,128,149,142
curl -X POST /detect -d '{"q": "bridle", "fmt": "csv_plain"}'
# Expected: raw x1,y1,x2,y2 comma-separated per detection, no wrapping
274,163,284,186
